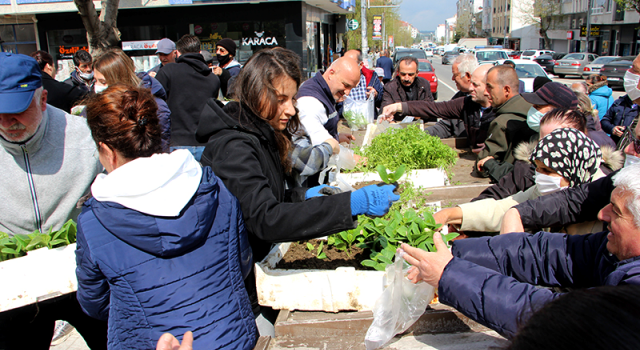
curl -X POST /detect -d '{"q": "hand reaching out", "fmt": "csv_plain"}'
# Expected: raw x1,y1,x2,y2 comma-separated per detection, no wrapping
400,232,453,289
156,331,193,350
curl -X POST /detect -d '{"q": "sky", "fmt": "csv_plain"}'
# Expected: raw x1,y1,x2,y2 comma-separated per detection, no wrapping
397,0,458,32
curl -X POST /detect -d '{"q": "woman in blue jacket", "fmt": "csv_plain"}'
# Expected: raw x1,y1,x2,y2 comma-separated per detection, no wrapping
587,74,614,120
75,84,257,350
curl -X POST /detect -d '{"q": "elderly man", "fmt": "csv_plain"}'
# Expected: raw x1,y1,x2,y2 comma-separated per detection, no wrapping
380,64,495,153
296,57,360,154
148,38,177,78
401,162,640,339
0,53,105,349
476,65,536,182
380,56,434,112
342,50,384,113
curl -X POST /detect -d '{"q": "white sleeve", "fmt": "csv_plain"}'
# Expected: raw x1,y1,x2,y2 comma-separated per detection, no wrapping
297,96,333,145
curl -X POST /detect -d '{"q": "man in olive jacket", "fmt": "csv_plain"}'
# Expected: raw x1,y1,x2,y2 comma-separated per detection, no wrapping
476,65,535,182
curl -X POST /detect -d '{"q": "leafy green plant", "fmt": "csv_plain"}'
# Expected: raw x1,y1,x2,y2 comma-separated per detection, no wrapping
0,220,77,262
359,126,457,171
343,110,368,130
306,241,327,259
376,164,406,184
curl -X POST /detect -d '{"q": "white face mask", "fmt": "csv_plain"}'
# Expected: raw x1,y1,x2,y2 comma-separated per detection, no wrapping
94,84,108,94
527,106,545,132
535,171,566,195
624,154,640,168
77,68,94,81
624,71,640,102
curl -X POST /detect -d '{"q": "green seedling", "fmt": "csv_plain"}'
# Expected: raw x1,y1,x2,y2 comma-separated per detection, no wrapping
306,241,327,259
0,219,77,262
377,164,406,184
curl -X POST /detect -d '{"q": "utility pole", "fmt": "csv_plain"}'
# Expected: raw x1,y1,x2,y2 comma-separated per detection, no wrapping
361,0,368,60
585,0,591,52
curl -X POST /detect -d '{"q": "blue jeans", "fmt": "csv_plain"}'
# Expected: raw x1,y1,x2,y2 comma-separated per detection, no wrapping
171,146,205,162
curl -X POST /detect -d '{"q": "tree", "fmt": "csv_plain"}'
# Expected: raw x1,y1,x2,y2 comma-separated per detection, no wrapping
516,0,566,49
74,0,121,55
345,0,410,50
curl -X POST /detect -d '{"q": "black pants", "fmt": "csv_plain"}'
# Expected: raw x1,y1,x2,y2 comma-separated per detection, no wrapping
0,292,107,350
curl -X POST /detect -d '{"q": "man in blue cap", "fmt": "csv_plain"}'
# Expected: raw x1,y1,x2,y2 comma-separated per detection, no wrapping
148,38,177,78
0,52,106,350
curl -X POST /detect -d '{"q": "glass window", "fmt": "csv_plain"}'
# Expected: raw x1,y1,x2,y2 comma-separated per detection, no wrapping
418,61,432,71
592,56,616,64
515,63,546,78
0,24,36,55
564,53,585,60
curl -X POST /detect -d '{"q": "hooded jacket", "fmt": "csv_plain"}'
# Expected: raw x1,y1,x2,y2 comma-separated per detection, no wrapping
0,105,101,235
195,101,356,316
138,72,171,152
75,150,257,350
478,95,536,182
588,82,614,120
439,231,640,338
155,53,220,146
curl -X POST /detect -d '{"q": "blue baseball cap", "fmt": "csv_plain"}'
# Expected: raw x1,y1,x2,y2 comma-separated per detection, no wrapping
0,52,42,114
155,38,176,54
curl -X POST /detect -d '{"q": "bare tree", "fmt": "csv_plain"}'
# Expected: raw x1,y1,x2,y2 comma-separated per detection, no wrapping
516,0,565,49
74,0,121,55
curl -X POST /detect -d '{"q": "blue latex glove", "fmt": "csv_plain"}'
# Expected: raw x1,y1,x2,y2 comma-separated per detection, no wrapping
350,184,400,216
305,184,341,200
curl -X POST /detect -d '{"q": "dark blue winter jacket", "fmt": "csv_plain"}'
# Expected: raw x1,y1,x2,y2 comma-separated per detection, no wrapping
439,231,640,339
75,167,257,350
138,72,171,152
601,94,639,141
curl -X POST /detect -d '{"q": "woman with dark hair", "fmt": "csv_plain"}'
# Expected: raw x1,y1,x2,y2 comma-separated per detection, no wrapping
507,285,640,350
195,48,399,334
30,50,86,112
93,48,171,152
75,84,257,350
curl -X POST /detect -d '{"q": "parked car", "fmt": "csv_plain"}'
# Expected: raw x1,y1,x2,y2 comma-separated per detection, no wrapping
417,59,438,100
441,51,460,65
393,48,428,63
521,49,555,60
600,56,636,88
508,51,522,59
533,54,557,73
552,52,567,60
553,52,598,78
475,49,510,65
497,59,551,92
582,56,620,78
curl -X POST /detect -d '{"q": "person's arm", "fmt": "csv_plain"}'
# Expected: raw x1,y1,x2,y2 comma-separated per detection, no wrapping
472,160,535,202
457,189,530,233
154,97,172,153
478,120,508,161
290,134,334,176
380,82,396,110
233,196,253,281
75,216,110,321
403,96,466,121
297,97,336,149
600,105,617,134
155,69,170,96
514,171,615,229
204,135,356,244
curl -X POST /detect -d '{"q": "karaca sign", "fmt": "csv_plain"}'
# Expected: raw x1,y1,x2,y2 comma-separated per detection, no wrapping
242,31,278,46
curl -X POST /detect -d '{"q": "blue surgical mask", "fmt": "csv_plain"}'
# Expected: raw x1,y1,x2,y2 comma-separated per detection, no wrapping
527,107,545,132
535,171,565,194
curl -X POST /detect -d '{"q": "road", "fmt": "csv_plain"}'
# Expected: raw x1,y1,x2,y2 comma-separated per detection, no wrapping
427,55,625,102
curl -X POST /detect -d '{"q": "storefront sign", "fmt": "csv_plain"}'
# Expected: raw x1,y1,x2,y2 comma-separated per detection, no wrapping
58,46,88,57
580,25,600,37
242,31,278,46
567,31,573,40
348,19,359,31
388,35,394,48
122,40,160,51
372,15,382,41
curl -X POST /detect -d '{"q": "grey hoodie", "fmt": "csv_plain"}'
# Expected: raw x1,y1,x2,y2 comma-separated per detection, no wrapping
0,105,102,235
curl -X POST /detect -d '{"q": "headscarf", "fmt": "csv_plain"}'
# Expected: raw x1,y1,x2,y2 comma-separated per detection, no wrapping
531,127,602,187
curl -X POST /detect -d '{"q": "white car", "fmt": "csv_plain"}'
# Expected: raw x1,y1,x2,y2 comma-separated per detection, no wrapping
424,48,434,57
496,59,550,92
521,49,555,60
476,49,510,65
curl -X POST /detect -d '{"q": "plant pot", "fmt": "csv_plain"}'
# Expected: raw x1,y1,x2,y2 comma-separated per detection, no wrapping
341,168,449,188
0,244,77,312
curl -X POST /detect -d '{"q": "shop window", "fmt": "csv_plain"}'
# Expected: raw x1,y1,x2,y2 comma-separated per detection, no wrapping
614,2,624,20
0,24,37,55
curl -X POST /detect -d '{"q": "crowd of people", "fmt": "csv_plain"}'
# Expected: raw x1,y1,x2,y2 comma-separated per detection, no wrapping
1,36,640,350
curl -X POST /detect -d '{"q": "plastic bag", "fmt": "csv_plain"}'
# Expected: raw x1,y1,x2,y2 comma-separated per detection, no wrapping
343,93,375,131
364,252,435,350
336,145,357,170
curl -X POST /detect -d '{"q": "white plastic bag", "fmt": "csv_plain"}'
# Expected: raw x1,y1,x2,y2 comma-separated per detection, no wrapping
343,93,375,131
336,144,357,170
364,252,435,350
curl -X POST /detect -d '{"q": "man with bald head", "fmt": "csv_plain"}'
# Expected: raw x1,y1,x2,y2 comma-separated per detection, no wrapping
297,57,361,154
476,65,536,182
341,50,384,115
379,64,496,151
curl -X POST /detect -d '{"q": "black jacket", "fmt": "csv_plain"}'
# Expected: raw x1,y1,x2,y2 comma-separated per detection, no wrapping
514,171,616,230
43,72,86,113
381,76,434,110
156,53,220,146
196,100,356,262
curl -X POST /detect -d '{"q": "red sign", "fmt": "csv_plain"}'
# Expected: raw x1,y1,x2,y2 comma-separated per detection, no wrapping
567,31,573,40
58,46,88,56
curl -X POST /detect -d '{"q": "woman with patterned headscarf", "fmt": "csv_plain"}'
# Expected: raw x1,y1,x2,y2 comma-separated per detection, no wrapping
432,127,606,235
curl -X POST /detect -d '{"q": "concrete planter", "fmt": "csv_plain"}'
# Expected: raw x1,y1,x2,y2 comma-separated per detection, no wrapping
340,168,449,188
0,244,77,312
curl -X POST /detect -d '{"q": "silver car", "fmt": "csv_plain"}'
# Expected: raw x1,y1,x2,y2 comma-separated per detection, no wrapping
553,52,598,78
582,56,620,78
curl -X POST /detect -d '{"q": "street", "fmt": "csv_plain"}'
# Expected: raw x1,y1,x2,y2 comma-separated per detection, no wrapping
427,55,626,101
